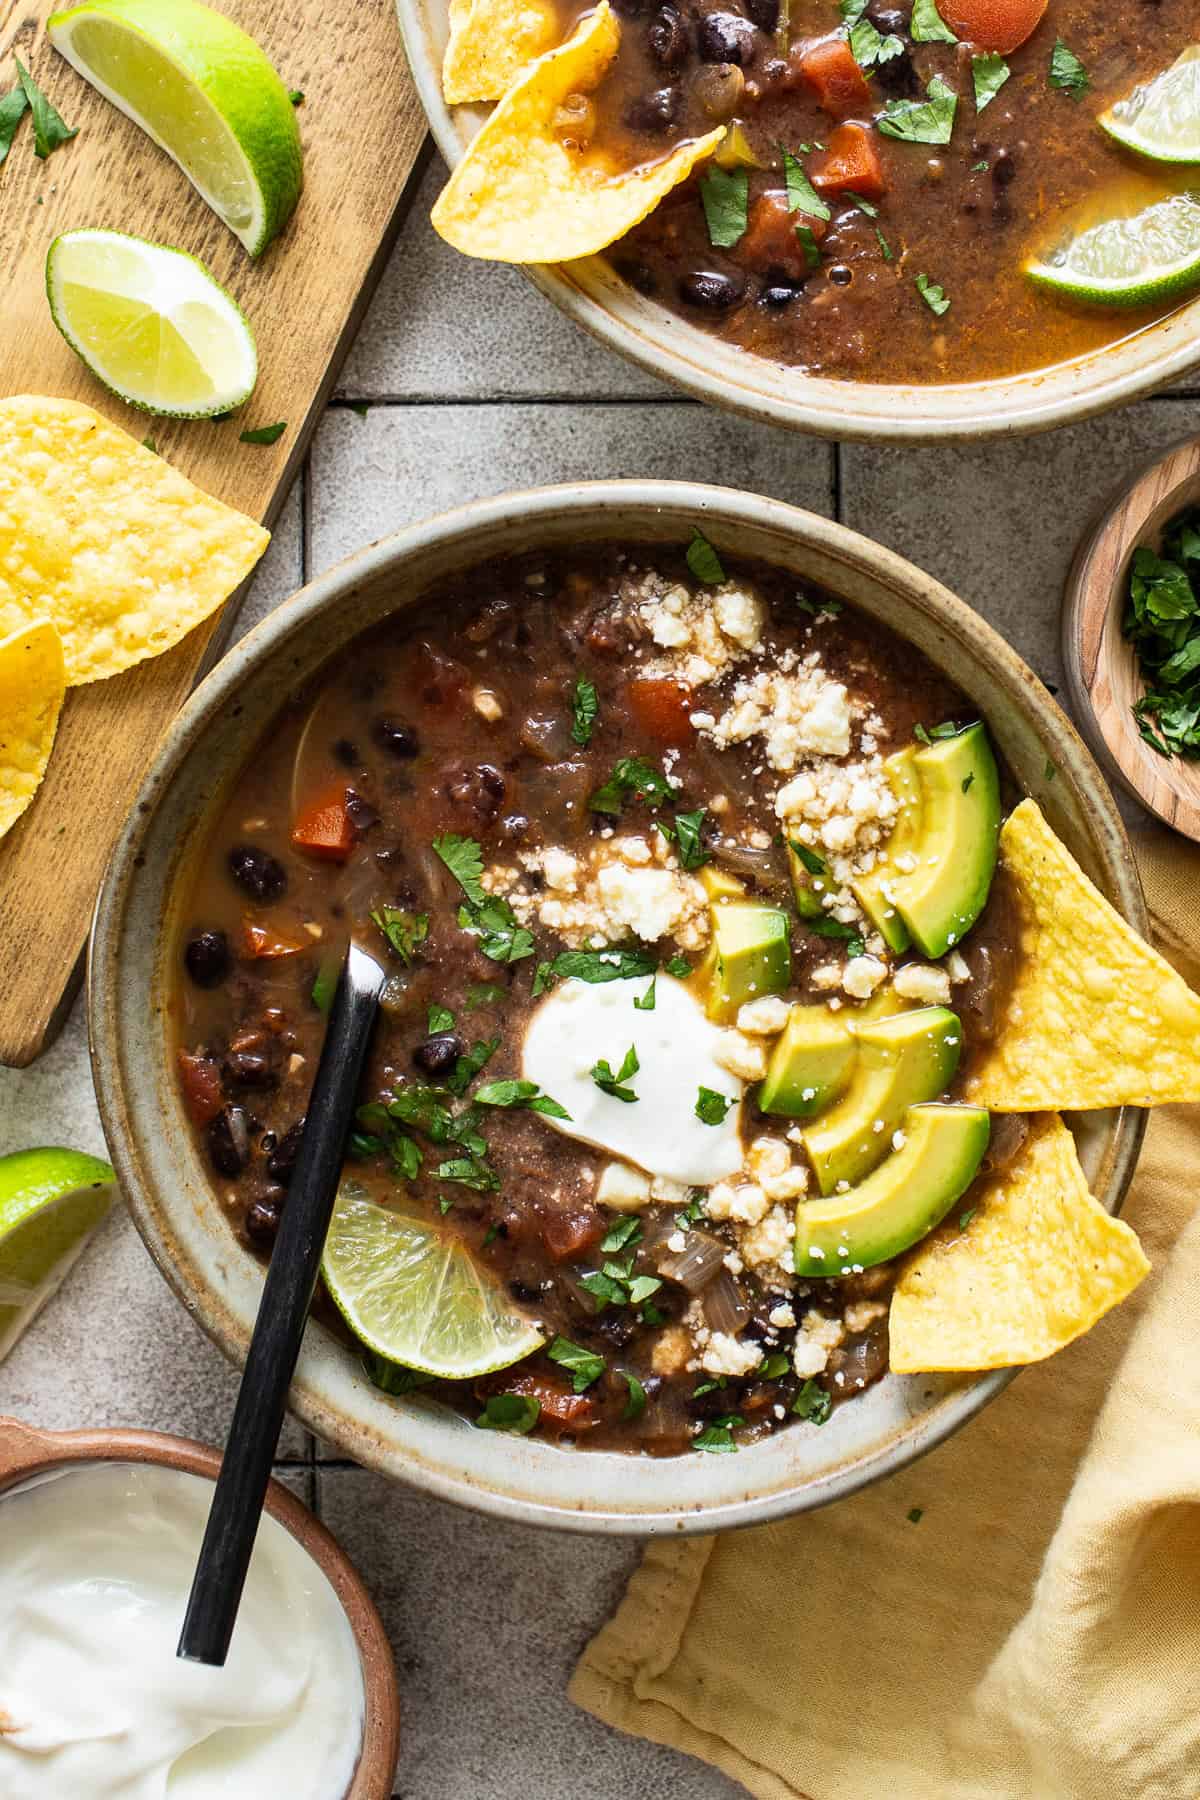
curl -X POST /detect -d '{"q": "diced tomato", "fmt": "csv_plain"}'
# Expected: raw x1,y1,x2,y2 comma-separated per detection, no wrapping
241,920,307,958
739,191,828,279
177,1050,224,1128
540,1204,606,1263
500,1372,600,1434
627,677,695,746
933,0,1046,52
811,123,887,203
792,35,872,116
290,786,355,862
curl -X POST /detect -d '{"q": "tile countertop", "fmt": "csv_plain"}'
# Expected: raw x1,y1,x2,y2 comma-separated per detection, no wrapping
3,153,1198,1800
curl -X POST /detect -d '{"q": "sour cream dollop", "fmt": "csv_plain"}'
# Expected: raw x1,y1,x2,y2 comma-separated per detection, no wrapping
0,1461,364,1799
521,973,744,1185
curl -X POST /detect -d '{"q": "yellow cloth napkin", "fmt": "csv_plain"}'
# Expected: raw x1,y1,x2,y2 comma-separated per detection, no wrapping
572,830,1200,1800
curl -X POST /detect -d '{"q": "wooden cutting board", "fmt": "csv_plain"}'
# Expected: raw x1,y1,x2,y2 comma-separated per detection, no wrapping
0,0,428,1065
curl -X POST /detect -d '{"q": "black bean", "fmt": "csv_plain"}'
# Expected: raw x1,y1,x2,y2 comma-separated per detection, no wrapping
445,761,506,823
184,929,230,989
991,148,1017,188
266,1117,306,1183
372,717,421,758
867,3,908,30
509,1278,542,1305
499,812,532,844
612,257,658,297
227,844,287,903
624,85,681,133
873,46,919,96
829,264,853,286
678,269,747,310
743,0,778,30
332,737,361,768
344,788,379,833
246,1192,285,1247
762,279,803,306
413,1032,465,1077
697,11,757,65
207,1105,251,1177
647,4,687,70
223,1049,278,1089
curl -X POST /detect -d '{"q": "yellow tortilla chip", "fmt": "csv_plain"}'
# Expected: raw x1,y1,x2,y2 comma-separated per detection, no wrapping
432,2,725,262
444,0,560,104
890,1113,1149,1372
0,620,66,840
966,799,1200,1110
0,395,270,685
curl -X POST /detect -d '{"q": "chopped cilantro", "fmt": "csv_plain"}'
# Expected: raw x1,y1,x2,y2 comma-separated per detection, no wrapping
621,1372,647,1419
548,1336,606,1392
474,1077,571,1120
876,225,895,261
433,831,486,905
630,1273,664,1304
457,895,535,965
590,1044,640,1103
1044,757,1057,781
795,222,822,270
848,16,904,69
958,1207,976,1230
633,974,657,1011
289,88,305,105
348,400,370,417
782,147,831,221
693,1414,743,1453
467,981,507,1009
1049,38,1089,99
909,0,956,43
695,1086,734,1125
676,1191,707,1228
477,1393,539,1433
971,158,990,171
141,436,159,455
757,1352,790,1380
428,1002,455,1033
793,1379,832,1424
907,1506,924,1523
362,1351,434,1395
532,961,557,997
692,1378,723,1398
806,915,866,958
580,1270,629,1309
571,676,599,746
15,60,77,160
972,51,1010,110
700,164,749,247
371,905,428,964
602,1216,643,1253
791,842,827,877
878,74,958,145
659,805,709,869
1123,513,1200,760
0,85,29,167
550,946,657,983
238,421,288,445
843,189,878,218
446,1037,499,1095
686,529,726,586
589,755,672,814
916,272,951,316
438,1196,454,1215
664,954,692,978
437,1154,500,1191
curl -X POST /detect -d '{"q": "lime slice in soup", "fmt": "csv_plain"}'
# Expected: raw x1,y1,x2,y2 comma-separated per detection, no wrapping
47,0,302,256
322,1183,543,1380
1099,46,1200,165
46,229,258,417
1026,192,1200,307
0,1147,115,1362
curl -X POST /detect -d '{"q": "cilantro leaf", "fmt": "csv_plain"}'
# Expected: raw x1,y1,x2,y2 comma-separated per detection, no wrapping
466,982,507,1009
433,832,486,905
475,1077,571,1120
589,755,672,814
876,225,895,261
428,1002,455,1033
239,422,288,446
621,1372,647,1419
1049,38,1089,99
782,146,831,221
908,0,956,43
437,1154,500,1191
848,16,904,68
695,1086,733,1125
457,895,535,965
793,1379,832,1424
547,1336,606,1392
686,529,726,586
289,88,305,105
532,960,557,997
1122,509,1200,760
446,1037,499,1095
664,954,692,977
371,905,429,963
660,805,710,870
700,164,749,248
633,974,657,1011
601,1216,643,1253
0,85,29,166
972,51,1010,111
693,1414,744,1453
796,222,822,270
362,1351,434,1395
571,676,599,746
550,946,657,983
915,272,951,315
477,1393,539,1432
806,915,866,957
590,1044,640,1103
15,59,77,160
757,1352,790,1380
791,841,827,876
843,189,878,217
878,74,958,145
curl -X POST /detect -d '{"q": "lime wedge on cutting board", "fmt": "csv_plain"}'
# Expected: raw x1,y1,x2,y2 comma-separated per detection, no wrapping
47,0,302,256
1026,191,1200,306
47,228,258,416
1100,46,1200,165
322,1184,543,1381
0,1147,115,1362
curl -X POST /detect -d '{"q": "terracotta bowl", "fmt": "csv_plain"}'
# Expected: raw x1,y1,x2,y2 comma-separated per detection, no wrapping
393,0,1200,442
90,481,1146,1534
0,1416,399,1798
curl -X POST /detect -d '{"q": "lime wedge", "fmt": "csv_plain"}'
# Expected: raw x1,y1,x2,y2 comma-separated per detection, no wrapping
1026,192,1200,307
46,228,258,417
0,1147,115,1362
1099,46,1200,165
322,1183,543,1381
47,0,302,257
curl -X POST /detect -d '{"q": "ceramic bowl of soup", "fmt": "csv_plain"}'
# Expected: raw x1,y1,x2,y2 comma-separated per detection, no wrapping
90,481,1146,1532
396,0,1200,438
0,1416,399,1797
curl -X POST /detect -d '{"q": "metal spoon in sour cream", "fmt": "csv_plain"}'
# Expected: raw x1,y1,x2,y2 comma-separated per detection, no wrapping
0,1460,365,1799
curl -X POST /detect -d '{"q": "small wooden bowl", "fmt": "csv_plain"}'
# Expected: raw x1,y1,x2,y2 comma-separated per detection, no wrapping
1063,436,1200,841
0,1417,399,1798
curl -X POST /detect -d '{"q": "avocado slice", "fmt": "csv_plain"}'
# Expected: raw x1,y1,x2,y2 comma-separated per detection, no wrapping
786,841,834,920
703,900,792,1024
894,724,1000,959
794,1102,990,1276
851,748,922,953
760,1006,855,1118
800,1006,962,1195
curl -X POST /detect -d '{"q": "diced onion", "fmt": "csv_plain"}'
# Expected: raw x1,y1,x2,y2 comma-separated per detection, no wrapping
655,1229,728,1294
702,1267,752,1335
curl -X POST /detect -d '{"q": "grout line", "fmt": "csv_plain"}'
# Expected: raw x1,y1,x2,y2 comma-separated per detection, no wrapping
300,446,312,584
326,391,695,410
831,440,843,522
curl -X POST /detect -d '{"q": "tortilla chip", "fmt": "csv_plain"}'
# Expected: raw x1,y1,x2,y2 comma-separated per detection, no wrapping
965,799,1200,1110
444,0,560,104
0,395,270,685
432,2,725,263
0,620,66,839
890,1113,1149,1372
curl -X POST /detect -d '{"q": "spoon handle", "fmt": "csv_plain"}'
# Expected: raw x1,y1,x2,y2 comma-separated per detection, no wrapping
178,940,386,1667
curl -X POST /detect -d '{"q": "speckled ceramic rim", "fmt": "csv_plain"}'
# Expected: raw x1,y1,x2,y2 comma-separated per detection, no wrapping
394,0,1200,442
90,481,1146,1535
0,1416,399,1798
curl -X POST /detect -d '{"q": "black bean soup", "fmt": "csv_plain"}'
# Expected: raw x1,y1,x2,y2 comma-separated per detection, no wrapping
173,545,1019,1455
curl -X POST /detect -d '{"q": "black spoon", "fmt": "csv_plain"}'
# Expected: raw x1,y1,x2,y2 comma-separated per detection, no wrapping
178,938,386,1667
